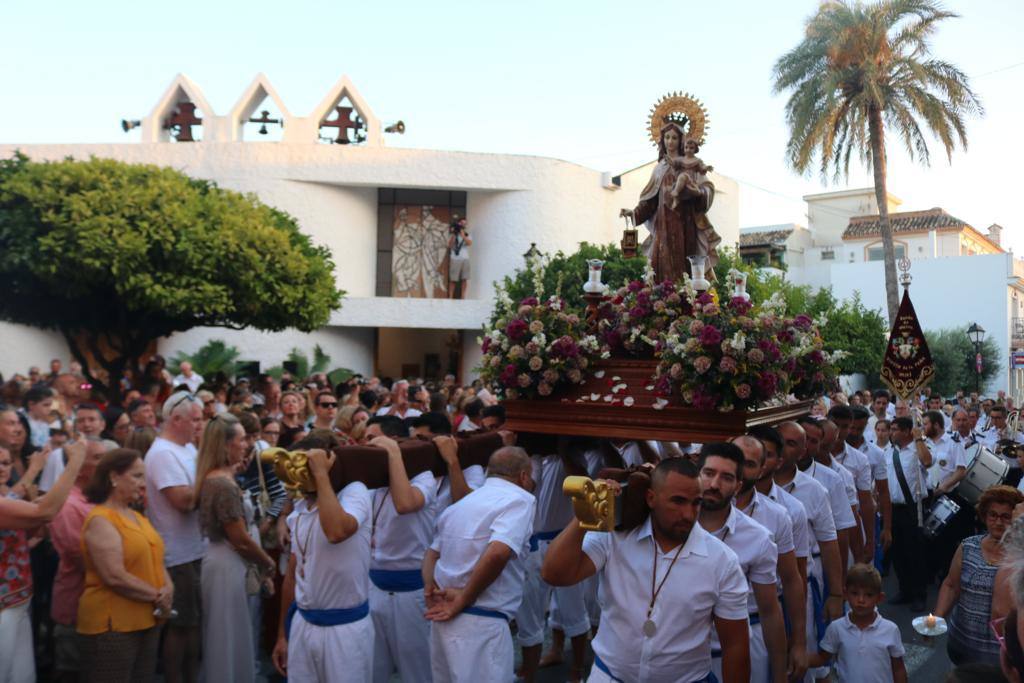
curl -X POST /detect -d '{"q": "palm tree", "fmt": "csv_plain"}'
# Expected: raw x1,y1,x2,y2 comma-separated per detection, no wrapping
773,0,981,324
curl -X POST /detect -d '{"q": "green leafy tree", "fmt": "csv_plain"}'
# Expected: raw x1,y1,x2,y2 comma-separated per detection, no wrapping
168,339,241,380
924,327,1000,397
491,242,646,324
773,0,981,324
0,154,343,402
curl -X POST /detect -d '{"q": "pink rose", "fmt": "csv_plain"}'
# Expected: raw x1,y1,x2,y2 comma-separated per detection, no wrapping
528,356,543,371
538,382,553,396
719,356,738,374
517,373,532,388
694,356,713,374
735,383,752,399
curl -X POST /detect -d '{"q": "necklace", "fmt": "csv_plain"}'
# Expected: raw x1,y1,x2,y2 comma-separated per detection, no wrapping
643,536,685,637
370,490,391,551
295,505,318,579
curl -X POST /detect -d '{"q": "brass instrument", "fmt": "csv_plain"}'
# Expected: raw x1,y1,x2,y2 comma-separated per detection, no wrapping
563,476,616,532
260,447,315,496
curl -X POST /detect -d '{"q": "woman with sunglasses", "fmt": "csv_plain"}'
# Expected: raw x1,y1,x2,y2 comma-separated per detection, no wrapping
936,484,1024,666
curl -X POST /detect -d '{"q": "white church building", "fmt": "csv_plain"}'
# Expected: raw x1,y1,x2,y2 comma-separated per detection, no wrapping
0,73,740,382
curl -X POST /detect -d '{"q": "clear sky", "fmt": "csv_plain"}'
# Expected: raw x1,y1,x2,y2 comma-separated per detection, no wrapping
2,0,1021,250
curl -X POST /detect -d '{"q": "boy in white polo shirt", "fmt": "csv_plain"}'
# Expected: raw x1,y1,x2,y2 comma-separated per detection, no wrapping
809,563,907,682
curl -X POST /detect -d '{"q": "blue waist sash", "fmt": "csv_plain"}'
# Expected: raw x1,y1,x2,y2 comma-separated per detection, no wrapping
595,654,717,682
369,569,424,592
529,529,560,552
808,575,826,646
463,605,508,622
284,600,369,640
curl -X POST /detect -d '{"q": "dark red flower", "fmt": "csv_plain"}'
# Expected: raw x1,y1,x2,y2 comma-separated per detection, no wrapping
699,324,722,347
505,319,529,341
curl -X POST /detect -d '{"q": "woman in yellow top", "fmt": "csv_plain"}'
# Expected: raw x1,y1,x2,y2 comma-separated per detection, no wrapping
78,448,172,683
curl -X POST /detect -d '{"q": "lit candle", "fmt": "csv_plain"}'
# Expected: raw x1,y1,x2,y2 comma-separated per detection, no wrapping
925,614,937,629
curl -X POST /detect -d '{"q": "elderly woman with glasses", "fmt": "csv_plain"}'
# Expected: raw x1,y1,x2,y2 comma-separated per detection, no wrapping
936,484,1024,666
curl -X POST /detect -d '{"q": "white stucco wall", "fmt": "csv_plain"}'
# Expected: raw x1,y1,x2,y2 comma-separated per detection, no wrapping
828,253,1014,393
0,140,745,380
0,323,69,379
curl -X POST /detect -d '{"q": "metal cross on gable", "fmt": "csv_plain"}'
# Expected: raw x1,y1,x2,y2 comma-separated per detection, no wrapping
248,110,281,135
320,105,365,144
163,102,202,142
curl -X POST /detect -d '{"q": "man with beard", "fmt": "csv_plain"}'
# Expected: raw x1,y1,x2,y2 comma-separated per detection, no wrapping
732,435,808,682
827,406,876,563
816,419,865,564
697,442,787,683
542,457,750,683
773,421,845,683
796,418,860,571
848,406,893,559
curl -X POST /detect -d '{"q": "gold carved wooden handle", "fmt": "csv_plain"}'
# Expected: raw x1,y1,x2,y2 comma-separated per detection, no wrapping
260,447,315,496
562,476,615,532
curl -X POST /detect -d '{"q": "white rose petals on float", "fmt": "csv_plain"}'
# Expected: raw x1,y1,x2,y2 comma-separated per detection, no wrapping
645,385,655,391
590,393,600,402
603,395,614,402
611,383,628,394
623,397,635,407
594,370,606,378
652,398,669,410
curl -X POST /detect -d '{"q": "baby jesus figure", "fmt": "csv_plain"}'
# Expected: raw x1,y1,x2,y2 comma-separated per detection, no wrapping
669,138,713,210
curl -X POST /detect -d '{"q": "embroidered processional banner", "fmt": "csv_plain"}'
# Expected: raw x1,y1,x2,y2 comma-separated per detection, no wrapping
880,288,935,401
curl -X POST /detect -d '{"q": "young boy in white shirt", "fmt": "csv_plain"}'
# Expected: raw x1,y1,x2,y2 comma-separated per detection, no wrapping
809,563,908,682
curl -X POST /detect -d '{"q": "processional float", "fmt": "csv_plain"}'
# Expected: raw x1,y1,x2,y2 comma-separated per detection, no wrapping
262,93,818,530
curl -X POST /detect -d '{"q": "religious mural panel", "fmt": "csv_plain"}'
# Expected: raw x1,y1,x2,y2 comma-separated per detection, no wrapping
390,205,450,298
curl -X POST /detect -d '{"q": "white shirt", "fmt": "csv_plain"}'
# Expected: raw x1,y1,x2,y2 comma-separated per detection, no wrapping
834,443,873,492
374,406,422,419
369,471,437,571
886,442,928,505
763,483,811,559
456,418,479,433
144,436,204,566
829,457,859,508
583,519,748,682
854,439,889,482
430,477,536,619
820,611,905,683
532,454,574,534
39,439,118,492
288,482,372,610
433,465,487,524
736,491,795,556
806,461,857,531
706,506,778,614
925,433,967,488
777,471,838,555
172,372,204,393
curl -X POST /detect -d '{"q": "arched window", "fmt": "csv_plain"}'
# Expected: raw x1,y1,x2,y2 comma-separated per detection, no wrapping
865,240,907,262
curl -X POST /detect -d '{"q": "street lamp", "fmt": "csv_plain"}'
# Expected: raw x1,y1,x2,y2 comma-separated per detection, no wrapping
967,322,986,393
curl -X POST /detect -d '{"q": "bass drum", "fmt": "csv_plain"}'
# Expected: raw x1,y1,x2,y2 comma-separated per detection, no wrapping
957,447,1009,504
924,495,961,539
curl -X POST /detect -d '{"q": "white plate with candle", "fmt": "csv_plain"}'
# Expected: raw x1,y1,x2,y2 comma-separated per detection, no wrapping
912,614,947,637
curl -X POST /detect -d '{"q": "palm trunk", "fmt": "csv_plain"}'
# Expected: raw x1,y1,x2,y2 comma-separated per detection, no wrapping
868,106,899,326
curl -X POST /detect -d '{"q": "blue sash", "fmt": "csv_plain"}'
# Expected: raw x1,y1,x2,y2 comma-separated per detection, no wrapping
808,575,826,646
595,654,719,683
369,569,424,592
463,605,508,621
528,529,560,552
284,600,369,640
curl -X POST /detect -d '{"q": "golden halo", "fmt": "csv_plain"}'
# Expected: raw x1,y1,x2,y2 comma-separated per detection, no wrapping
648,92,709,146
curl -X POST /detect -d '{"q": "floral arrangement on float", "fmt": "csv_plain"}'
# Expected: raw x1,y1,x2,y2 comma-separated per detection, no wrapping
647,274,834,411
596,264,689,357
479,275,602,400
480,257,843,411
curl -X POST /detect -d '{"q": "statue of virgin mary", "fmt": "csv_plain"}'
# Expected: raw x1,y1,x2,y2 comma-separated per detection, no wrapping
623,118,721,285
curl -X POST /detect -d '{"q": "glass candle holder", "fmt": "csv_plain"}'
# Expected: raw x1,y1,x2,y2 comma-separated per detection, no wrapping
583,259,607,293
688,255,709,291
